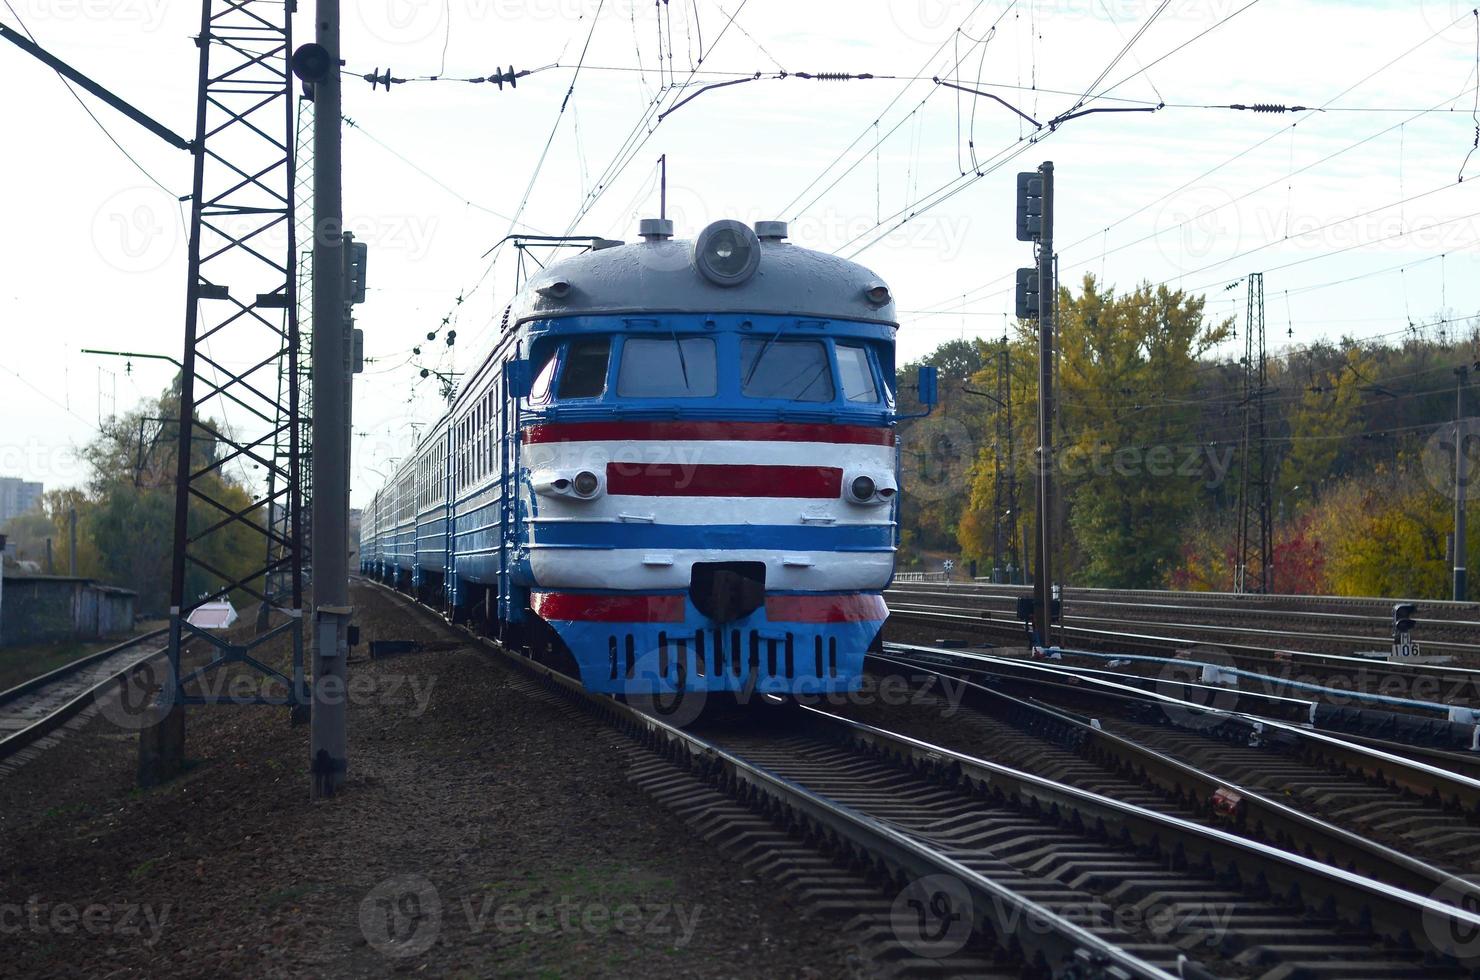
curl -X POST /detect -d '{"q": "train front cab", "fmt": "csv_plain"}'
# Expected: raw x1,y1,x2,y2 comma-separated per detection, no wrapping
514,311,899,700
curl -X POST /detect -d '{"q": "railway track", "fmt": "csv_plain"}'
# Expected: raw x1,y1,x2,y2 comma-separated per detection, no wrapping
365,579,1480,977
0,629,168,766
886,589,1480,723
869,643,1480,890
886,581,1480,659
904,581,1480,623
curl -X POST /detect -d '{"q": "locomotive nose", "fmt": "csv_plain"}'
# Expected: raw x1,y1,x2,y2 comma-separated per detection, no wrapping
689,561,767,624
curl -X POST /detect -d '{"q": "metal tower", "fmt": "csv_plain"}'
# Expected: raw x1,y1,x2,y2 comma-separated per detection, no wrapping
142,0,305,783
261,91,315,622
1235,272,1273,594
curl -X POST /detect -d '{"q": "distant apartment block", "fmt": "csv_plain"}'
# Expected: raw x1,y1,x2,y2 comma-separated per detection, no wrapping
0,478,43,525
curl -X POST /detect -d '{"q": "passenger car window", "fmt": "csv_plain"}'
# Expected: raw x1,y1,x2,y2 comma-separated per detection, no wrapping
740,338,835,402
618,337,717,397
836,344,879,403
558,337,610,399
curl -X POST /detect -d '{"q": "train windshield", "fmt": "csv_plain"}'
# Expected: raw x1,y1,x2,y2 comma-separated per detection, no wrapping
740,338,834,402
617,337,717,397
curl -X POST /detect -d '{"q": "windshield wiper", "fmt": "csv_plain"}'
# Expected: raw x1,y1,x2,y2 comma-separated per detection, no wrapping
669,328,691,391
743,324,786,389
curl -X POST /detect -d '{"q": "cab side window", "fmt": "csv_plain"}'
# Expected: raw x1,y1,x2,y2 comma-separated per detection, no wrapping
836,343,880,403
558,337,611,399
529,347,559,404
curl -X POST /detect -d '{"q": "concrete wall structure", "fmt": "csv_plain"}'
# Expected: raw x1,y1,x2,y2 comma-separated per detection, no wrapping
0,574,137,646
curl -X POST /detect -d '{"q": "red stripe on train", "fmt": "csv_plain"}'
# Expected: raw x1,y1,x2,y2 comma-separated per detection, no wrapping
531,592,889,624
532,592,686,623
605,463,842,498
764,594,889,623
524,420,894,445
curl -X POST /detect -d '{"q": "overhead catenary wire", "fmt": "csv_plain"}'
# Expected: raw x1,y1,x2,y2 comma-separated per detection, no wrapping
831,0,1272,260
779,0,1010,220
560,0,755,236
913,7,1480,318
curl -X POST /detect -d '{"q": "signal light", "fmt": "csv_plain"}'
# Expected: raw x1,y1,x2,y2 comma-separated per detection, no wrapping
1016,171,1044,242
1393,602,1417,636
1015,268,1039,319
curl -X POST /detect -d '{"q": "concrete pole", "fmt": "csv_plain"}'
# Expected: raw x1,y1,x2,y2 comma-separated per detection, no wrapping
68,507,77,576
1033,161,1055,648
1456,367,1469,602
310,0,349,798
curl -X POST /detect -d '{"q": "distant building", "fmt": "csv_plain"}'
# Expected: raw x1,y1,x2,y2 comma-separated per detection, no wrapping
0,477,43,525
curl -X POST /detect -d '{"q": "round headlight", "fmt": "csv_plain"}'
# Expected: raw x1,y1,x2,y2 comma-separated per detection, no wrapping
573,470,600,497
692,219,761,287
851,475,876,501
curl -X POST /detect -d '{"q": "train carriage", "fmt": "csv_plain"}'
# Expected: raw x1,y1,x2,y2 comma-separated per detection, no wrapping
362,218,935,704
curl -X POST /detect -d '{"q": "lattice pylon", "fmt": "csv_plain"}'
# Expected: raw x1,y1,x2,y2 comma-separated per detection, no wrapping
142,0,305,784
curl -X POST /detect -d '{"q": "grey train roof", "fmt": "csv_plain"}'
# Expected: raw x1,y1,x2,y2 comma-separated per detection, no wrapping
510,221,898,328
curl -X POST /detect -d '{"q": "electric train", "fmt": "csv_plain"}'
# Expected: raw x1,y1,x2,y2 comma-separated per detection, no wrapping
360,217,935,703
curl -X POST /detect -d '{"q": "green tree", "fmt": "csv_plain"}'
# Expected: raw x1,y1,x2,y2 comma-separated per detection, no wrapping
1055,276,1232,586
1278,348,1370,500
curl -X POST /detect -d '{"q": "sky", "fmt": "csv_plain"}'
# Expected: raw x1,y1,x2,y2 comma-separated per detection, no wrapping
2,0,1478,508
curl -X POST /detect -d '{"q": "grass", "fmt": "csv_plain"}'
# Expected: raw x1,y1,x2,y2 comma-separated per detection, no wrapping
0,620,166,691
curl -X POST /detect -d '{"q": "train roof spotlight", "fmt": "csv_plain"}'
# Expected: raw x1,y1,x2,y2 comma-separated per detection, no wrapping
692,219,761,287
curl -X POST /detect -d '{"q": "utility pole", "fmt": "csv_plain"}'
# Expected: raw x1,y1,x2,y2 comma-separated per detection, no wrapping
1455,366,1470,601
1016,162,1055,647
68,507,77,576
306,0,350,798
